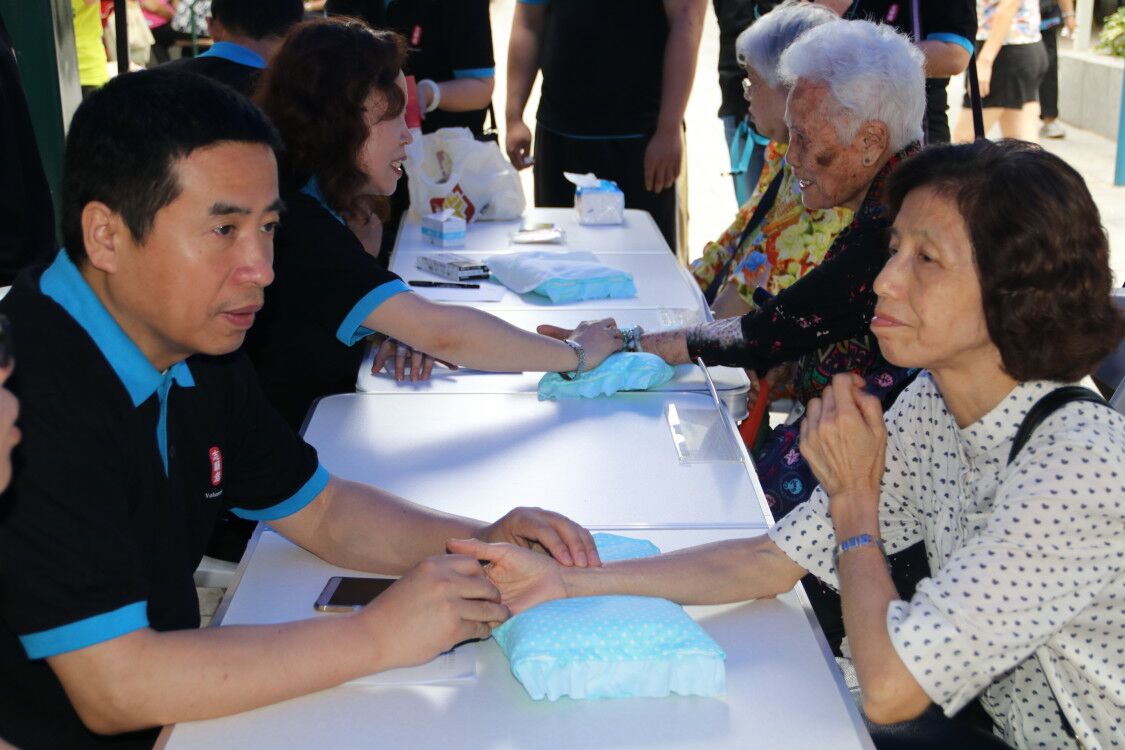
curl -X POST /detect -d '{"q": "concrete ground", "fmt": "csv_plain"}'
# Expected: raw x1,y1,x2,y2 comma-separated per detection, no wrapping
489,0,1124,285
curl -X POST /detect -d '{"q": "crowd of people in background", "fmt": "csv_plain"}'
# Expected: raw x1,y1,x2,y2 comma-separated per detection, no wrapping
0,1,1121,749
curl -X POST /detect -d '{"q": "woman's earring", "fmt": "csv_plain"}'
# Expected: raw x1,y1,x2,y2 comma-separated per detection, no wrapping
862,157,872,166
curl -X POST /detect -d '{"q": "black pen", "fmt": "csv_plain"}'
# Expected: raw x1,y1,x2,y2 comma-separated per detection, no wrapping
408,280,481,289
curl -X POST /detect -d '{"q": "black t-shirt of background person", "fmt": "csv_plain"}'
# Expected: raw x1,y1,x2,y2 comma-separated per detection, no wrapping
847,0,976,144
535,0,669,137
326,0,495,136
713,0,779,120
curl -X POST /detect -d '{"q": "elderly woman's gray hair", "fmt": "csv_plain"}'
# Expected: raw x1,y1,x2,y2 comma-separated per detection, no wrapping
778,19,925,152
735,1,838,87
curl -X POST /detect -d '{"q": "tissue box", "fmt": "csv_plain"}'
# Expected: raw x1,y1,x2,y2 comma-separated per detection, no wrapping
575,180,625,226
421,212,467,247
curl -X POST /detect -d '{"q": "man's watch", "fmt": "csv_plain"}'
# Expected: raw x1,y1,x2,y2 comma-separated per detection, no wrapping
560,338,586,380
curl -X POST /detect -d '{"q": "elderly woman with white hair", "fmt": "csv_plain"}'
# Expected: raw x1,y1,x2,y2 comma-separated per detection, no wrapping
690,1,850,320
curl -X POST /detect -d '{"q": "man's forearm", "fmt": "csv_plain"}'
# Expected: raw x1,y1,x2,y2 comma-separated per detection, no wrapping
562,536,805,605
655,0,706,133
272,477,485,575
48,614,392,734
505,5,545,124
434,77,494,112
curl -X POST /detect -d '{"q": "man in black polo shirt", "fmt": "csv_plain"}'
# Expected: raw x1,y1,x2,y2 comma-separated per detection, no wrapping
162,0,304,97
505,0,707,253
0,70,599,750
818,0,976,144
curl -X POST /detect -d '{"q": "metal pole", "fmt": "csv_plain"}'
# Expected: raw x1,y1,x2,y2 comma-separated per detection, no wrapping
1116,70,1125,186
113,0,127,75
1074,0,1094,52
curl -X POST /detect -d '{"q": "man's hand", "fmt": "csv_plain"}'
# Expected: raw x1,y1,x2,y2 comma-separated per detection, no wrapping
371,338,456,382
477,507,601,568
800,373,885,523
358,554,509,670
643,126,682,193
506,119,534,170
447,539,568,615
537,318,623,369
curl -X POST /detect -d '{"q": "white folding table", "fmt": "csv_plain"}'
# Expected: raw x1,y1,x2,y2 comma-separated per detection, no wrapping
158,526,873,750
303,392,769,529
394,207,672,256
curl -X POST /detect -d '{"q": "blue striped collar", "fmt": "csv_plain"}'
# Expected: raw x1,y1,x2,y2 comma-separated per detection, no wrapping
40,251,194,407
199,41,266,69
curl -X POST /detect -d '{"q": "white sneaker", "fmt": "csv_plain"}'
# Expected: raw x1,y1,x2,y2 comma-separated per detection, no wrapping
1040,121,1066,139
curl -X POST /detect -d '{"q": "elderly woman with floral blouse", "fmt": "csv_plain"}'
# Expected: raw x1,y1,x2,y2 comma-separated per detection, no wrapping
689,1,850,320
462,140,1125,749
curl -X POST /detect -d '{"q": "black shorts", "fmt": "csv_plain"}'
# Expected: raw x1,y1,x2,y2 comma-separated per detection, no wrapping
964,40,1049,110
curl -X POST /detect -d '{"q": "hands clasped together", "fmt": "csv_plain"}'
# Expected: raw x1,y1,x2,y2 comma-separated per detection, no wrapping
359,508,600,670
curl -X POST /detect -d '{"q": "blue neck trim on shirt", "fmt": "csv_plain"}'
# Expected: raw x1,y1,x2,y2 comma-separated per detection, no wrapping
199,41,266,69
41,251,196,407
300,178,345,226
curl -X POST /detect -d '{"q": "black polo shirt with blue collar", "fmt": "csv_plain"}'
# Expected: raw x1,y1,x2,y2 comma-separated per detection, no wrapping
0,251,328,749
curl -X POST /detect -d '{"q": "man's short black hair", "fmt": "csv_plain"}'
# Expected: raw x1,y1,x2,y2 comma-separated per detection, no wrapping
61,69,281,265
211,0,304,40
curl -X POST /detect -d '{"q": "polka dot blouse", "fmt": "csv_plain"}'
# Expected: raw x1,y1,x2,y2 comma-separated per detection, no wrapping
768,372,1125,749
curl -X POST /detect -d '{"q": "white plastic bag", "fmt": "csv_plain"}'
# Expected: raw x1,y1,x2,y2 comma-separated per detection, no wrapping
405,127,525,222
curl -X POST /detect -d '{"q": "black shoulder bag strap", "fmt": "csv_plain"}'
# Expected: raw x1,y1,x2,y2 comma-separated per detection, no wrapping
704,168,785,304
1007,386,1109,465
967,51,987,141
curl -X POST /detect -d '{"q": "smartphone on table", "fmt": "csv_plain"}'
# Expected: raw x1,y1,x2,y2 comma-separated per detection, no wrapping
313,576,396,613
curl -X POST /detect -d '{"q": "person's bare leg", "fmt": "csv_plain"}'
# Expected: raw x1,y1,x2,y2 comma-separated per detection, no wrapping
998,101,1041,142
954,107,1003,142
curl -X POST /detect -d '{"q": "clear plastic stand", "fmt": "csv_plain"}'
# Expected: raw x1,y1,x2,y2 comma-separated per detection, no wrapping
666,403,742,463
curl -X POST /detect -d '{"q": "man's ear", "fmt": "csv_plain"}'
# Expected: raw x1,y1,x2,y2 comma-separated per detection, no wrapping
81,201,127,274
206,16,228,42
859,120,890,162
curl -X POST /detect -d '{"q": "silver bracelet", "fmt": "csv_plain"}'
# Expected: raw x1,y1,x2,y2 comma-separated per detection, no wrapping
560,338,586,380
620,325,644,352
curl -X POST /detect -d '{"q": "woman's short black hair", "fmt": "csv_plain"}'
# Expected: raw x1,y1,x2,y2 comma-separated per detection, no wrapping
886,139,1123,382
61,69,280,265
255,18,407,222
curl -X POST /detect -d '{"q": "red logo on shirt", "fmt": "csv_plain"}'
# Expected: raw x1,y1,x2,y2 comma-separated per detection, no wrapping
411,24,423,47
885,4,899,22
209,446,223,487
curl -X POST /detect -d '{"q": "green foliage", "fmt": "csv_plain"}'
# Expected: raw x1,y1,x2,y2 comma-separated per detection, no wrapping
1098,7,1125,57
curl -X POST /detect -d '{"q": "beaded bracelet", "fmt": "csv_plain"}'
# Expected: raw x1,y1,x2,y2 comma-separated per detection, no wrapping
620,325,644,353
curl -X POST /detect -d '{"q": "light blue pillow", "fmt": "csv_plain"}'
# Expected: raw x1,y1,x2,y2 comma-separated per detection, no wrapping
538,352,675,400
492,533,726,701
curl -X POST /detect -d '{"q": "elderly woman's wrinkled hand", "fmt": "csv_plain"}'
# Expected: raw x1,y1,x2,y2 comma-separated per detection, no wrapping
537,318,623,369
799,373,886,505
447,538,569,616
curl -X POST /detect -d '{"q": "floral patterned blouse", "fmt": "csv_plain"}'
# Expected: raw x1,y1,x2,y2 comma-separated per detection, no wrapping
689,142,853,309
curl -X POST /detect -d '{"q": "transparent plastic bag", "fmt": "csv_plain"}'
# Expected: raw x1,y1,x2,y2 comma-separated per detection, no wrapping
405,127,526,222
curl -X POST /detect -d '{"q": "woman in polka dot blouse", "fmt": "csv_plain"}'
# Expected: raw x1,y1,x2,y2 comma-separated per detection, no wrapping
458,140,1125,749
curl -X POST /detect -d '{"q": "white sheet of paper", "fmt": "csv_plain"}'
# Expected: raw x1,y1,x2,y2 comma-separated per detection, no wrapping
347,646,476,687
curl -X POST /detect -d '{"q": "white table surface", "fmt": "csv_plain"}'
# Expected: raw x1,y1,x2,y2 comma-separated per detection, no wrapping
357,350,751,421
393,249,707,312
395,207,672,256
160,527,873,750
303,392,769,529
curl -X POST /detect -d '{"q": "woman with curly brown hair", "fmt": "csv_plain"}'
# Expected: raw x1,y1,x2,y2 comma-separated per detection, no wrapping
459,140,1125,748
242,18,619,433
